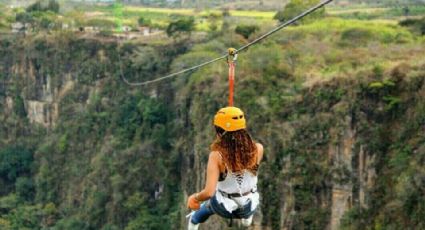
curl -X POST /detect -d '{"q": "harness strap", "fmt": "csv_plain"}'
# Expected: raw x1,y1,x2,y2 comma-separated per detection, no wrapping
218,189,257,199
228,62,235,106
227,48,237,106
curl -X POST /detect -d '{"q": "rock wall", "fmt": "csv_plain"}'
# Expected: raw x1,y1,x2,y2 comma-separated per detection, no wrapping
8,68,77,128
329,117,355,230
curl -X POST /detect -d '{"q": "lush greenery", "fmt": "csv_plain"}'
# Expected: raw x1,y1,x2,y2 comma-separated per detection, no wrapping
26,0,60,14
0,1,425,229
274,0,325,23
166,17,195,39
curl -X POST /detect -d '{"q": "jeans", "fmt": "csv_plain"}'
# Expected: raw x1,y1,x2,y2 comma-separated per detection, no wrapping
190,194,256,224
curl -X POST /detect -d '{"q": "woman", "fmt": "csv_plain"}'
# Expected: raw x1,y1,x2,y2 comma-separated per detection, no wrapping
187,107,264,229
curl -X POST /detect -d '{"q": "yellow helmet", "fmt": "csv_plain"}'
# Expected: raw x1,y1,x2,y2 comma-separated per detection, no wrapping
213,107,246,132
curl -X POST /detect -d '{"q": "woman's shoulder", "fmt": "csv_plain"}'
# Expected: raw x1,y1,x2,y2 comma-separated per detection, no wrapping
255,143,264,154
255,143,264,163
209,151,222,162
255,143,263,152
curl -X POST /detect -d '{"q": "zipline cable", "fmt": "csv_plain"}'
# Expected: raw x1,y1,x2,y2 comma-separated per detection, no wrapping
236,0,333,53
120,0,333,86
119,54,228,86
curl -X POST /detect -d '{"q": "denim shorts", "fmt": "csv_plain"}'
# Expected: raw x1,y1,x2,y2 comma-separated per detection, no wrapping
190,194,256,224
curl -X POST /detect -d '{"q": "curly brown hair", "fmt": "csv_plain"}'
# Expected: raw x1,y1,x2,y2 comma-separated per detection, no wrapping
210,126,258,174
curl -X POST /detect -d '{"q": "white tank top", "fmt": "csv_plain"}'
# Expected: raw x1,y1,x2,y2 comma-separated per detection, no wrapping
215,152,260,213
217,170,258,194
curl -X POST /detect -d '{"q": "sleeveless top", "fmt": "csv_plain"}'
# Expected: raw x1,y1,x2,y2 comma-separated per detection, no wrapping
215,152,260,213
217,166,258,194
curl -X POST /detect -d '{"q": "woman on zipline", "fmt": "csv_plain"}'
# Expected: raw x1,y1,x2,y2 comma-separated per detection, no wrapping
187,106,264,229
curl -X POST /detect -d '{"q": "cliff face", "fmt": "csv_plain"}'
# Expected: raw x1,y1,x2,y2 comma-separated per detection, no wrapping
180,63,425,230
0,34,424,230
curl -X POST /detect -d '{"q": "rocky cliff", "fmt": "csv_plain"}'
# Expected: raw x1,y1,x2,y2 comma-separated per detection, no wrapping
0,31,424,230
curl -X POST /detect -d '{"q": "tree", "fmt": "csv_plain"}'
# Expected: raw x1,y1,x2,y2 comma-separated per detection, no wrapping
137,17,151,27
26,1,43,12
15,177,35,202
166,17,195,39
15,12,34,33
235,25,259,39
274,0,325,24
0,146,33,182
27,0,60,13
130,47,161,76
403,6,410,17
207,13,221,32
399,17,425,35
47,0,60,13
40,17,53,30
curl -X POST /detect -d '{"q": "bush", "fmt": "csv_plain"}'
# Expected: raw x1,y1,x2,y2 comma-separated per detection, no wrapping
399,18,420,27
340,28,374,46
85,19,117,30
0,194,18,213
26,0,60,13
7,204,48,229
399,17,425,35
15,12,34,27
53,216,90,230
98,30,113,37
166,17,195,38
0,146,33,182
235,25,259,39
137,17,151,27
40,17,53,29
15,177,35,202
274,0,325,24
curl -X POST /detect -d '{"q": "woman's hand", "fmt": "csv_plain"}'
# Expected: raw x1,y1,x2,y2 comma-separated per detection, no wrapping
187,193,201,210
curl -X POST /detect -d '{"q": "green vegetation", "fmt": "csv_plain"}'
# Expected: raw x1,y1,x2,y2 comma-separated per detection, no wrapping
400,17,425,35
0,0,425,229
328,5,425,20
274,0,325,23
138,16,152,27
235,24,259,39
27,0,60,14
166,17,195,39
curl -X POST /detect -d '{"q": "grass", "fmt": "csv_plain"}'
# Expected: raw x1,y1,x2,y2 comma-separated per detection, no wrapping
269,17,425,80
122,6,275,18
327,8,389,15
387,5,425,17
327,5,425,20
80,5,276,32
287,18,412,41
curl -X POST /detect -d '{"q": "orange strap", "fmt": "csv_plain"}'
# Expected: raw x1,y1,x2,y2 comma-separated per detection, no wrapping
228,61,235,106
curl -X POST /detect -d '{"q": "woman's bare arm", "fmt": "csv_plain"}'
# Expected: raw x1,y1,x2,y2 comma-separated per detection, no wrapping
195,151,220,201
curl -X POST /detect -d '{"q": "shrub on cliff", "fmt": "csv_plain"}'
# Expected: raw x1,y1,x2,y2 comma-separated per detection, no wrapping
274,0,325,24
0,146,33,183
166,17,195,39
235,25,259,39
26,0,60,14
399,17,425,35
